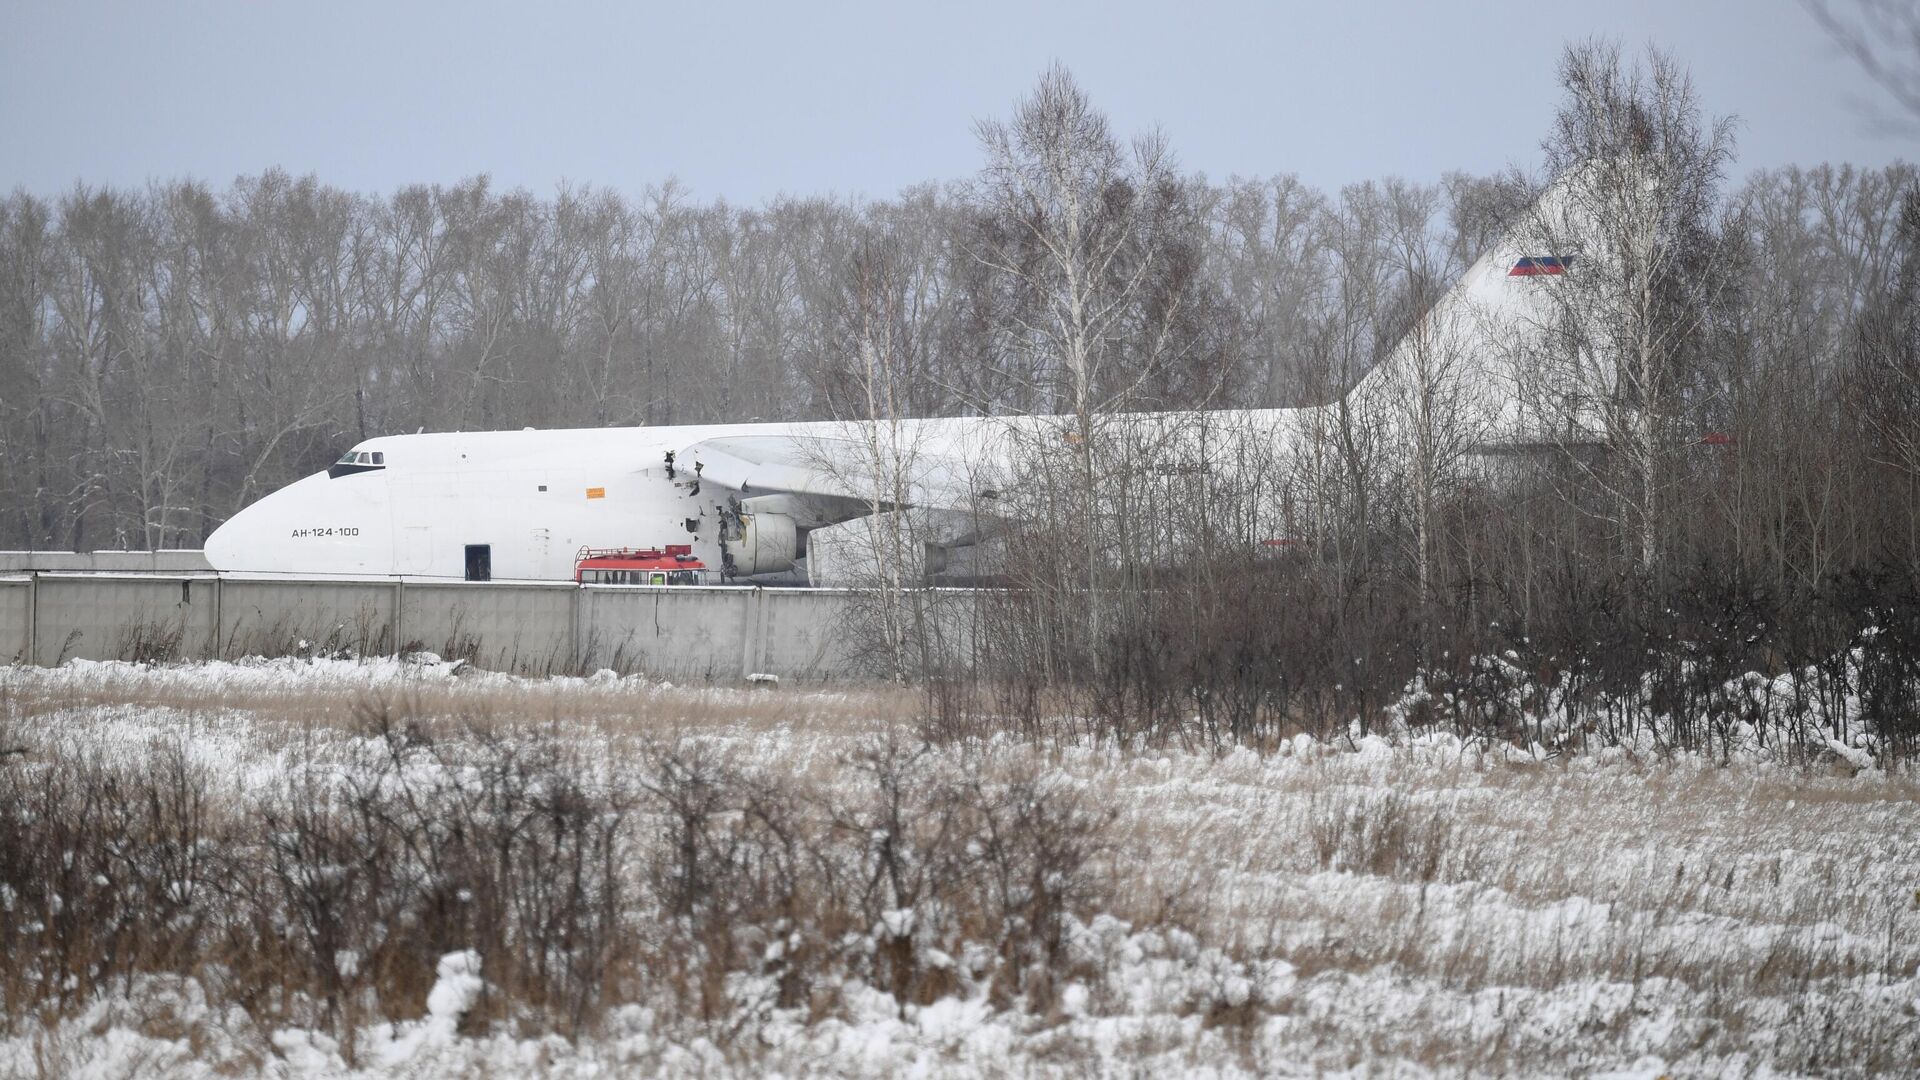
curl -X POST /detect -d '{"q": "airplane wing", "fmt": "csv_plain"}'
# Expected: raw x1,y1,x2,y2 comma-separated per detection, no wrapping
677,434,985,512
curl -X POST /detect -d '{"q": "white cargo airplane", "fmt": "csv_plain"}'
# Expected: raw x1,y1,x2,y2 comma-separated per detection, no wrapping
205,173,1596,584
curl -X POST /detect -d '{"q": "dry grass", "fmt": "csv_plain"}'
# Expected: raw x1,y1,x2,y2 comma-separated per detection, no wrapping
0,661,920,744
2,659,1917,1076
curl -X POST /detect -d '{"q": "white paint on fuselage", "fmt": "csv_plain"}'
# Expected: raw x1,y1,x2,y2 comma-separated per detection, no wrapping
205,415,1119,580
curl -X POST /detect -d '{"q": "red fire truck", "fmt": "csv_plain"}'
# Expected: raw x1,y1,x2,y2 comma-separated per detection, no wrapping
573,545,712,585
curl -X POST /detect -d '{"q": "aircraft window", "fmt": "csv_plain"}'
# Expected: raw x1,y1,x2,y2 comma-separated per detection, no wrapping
329,449,386,478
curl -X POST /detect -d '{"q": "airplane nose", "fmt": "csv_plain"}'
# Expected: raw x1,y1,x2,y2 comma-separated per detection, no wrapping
203,470,392,575
204,471,328,572
203,515,244,571
204,502,267,571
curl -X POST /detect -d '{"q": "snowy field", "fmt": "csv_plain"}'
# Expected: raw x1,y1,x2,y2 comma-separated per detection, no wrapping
2,656,1918,1078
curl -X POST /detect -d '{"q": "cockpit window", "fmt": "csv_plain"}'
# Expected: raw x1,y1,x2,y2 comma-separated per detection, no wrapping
328,448,388,479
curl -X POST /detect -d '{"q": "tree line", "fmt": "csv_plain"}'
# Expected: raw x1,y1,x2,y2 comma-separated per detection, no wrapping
0,61,1904,557
845,47,1920,759
3,44,1919,754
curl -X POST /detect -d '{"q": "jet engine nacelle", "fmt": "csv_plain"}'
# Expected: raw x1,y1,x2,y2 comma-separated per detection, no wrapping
734,511,797,575
805,513,927,586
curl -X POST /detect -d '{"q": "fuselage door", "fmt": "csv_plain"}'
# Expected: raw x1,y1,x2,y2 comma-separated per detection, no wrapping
464,544,492,582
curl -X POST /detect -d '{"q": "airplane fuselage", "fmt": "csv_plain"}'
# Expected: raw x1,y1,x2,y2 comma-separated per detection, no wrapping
207,420,875,581
208,413,1268,582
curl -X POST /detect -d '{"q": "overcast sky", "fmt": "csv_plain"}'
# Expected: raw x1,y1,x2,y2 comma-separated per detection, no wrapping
1,0,1911,204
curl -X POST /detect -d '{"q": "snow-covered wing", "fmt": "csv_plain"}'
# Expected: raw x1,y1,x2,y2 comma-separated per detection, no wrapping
678,434,980,509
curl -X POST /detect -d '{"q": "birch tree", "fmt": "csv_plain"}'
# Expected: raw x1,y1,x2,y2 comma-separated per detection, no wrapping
1370,180,1477,611
971,65,1181,656
1517,41,1736,581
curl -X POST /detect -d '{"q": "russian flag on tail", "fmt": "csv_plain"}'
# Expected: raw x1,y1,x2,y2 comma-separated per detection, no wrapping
1509,256,1572,277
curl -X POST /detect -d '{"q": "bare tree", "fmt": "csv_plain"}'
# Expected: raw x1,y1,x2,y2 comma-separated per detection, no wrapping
1846,182,1920,567
1290,182,1401,575
1207,175,1330,407
1802,0,1920,126
971,65,1184,652
1366,180,1478,613
817,232,934,682
0,194,54,544
1516,41,1737,580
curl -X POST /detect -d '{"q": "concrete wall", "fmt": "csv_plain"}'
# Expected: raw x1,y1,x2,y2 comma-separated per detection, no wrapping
579,587,857,681
0,574,900,681
0,550,212,573
219,579,399,658
0,577,29,664
28,575,220,665
400,582,578,674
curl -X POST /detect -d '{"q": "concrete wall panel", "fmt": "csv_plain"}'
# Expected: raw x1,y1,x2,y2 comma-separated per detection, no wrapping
399,582,577,674
30,576,218,665
0,578,30,664
580,587,751,680
756,590,859,679
218,580,398,657
0,551,211,573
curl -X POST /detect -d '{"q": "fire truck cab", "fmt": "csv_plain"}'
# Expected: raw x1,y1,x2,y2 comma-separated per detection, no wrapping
573,545,712,585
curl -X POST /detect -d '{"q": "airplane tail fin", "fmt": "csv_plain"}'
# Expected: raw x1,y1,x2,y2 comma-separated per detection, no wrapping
1352,168,1603,450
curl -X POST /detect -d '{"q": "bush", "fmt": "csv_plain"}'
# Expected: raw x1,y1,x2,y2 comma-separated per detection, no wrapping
0,700,1123,1055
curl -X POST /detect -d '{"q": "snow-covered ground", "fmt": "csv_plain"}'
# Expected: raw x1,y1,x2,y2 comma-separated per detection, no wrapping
2,656,1917,1077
